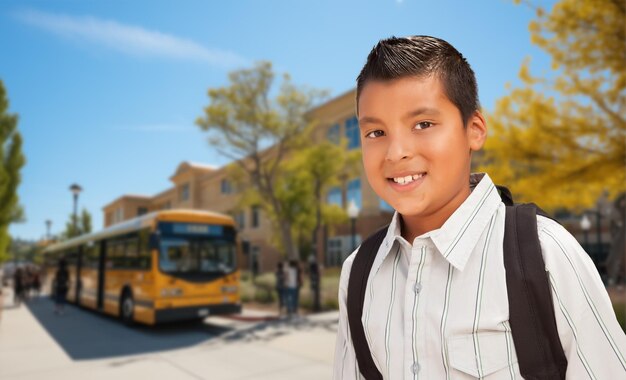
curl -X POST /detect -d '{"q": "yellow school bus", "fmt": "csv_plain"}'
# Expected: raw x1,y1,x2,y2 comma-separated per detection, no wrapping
43,209,241,325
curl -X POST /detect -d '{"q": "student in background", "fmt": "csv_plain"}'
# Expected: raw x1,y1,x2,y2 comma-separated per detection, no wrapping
54,259,69,315
275,261,286,315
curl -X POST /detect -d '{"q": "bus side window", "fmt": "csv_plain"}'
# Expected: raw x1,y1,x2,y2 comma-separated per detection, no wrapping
138,229,151,270
125,237,139,269
107,240,124,269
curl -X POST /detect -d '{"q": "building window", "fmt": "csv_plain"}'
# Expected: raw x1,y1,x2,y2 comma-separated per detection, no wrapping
345,116,360,149
234,211,245,229
251,206,260,228
327,186,342,207
250,246,260,272
115,207,123,223
221,179,233,194
137,207,148,216
180,183,190,201
347,178,362,209
379,198,394,212
326,235,362,267
327,123,340,144
161,201,171,210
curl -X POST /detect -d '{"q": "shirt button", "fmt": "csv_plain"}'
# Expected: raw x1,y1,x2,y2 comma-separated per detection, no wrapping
414,283,422,293
412,362,420,374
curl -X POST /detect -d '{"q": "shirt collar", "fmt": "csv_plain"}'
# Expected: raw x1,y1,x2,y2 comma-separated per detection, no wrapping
379,173,501,271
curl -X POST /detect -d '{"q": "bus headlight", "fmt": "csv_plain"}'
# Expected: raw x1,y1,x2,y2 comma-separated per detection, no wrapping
161,288,183,297
221,285,238,294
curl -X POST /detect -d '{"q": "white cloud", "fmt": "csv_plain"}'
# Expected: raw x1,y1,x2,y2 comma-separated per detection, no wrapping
14,8,247,67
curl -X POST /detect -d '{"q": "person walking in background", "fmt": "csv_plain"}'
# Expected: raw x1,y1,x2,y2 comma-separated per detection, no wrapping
54,259,69,315
31,266,41,299
285,260,298,317
294,260,303,314
13,267,24,306
22,266,32,302
286,260,303,317
275,261,286,316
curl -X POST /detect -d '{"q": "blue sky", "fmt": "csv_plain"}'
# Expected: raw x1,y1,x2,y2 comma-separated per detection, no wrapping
1,0,554,241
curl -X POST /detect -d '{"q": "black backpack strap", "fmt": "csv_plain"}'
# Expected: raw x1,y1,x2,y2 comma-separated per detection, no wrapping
347,226,387,380
504,203,567,380
496,184,515,206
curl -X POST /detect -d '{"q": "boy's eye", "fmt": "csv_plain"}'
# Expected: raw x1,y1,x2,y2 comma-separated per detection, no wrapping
414,121,433,130
365,130,385,139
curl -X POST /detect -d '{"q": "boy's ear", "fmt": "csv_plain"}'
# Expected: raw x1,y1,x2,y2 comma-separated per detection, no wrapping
467,111,487,152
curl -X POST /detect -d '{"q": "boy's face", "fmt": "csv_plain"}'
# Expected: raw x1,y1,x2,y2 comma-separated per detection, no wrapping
358,75,486,226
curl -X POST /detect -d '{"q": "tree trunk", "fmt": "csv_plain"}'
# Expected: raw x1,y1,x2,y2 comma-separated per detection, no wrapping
280,221,297,260
311,180,322,262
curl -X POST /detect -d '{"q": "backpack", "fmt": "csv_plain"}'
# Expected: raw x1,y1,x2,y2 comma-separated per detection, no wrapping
346,186,568,380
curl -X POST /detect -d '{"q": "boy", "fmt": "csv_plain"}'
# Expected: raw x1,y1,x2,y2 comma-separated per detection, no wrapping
333,36,626,379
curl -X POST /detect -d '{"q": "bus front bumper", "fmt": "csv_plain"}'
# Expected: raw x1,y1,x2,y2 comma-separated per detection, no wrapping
155,303,242,324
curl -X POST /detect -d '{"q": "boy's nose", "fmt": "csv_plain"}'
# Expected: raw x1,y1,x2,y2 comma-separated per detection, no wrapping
385,135,415,162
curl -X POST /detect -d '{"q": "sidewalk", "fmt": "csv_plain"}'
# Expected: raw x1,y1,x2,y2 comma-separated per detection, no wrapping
0,287,338,380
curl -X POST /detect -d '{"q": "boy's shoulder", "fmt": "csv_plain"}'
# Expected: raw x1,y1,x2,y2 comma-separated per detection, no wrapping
536,213,577,246
535,213,595,273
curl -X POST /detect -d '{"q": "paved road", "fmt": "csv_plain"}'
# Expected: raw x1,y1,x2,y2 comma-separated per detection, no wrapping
0,287,338,379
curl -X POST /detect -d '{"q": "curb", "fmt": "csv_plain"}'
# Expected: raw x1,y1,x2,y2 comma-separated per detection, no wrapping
221,313,280,322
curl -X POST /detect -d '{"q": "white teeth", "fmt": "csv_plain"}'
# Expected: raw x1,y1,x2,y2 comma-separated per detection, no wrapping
392,173,425,184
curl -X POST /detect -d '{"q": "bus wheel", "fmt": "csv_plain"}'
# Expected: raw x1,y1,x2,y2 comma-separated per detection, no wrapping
120,292,134,325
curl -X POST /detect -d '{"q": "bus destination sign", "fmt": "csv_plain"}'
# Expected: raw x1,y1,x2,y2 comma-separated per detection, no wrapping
164,223,223,236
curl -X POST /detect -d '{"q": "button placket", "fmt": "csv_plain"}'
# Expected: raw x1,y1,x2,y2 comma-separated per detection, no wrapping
409,244,427,380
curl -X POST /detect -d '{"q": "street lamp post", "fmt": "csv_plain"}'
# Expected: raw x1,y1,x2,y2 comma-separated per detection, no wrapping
45,219,52,241
69,183,82,237
347,200,360,253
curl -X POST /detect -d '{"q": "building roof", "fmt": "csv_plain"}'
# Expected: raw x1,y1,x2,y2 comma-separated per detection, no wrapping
101,194,152,210
169,161,216,182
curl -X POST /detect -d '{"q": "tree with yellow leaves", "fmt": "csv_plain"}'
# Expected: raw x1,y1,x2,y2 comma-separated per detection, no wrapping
479,0,625,278
481,0,625,208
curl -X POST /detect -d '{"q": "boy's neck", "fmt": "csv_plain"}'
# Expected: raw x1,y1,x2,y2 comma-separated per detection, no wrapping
399,185,472,243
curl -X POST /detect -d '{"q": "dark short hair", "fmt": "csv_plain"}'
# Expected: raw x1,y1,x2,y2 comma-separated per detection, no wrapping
356,35,480,125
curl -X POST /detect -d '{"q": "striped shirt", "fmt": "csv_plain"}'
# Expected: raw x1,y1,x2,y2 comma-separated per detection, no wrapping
333,173,626,379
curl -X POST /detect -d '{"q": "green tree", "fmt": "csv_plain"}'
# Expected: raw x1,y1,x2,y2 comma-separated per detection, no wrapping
196,61,328,259
0,80,26,263
480,0,625,208
284,140,361,259
62,208,93,239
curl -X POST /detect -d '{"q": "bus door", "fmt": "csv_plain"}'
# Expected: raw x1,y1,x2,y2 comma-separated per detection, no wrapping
97,240,106,310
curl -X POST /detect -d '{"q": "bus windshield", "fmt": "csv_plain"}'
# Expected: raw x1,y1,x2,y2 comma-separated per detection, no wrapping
159,238,236,274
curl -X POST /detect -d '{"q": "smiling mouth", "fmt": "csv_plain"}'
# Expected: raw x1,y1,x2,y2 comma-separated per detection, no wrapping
388,172,427,185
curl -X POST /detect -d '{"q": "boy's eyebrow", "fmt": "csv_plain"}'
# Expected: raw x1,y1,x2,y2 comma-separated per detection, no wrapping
358,115,383,127
405,107,441,119
358,107,441,127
